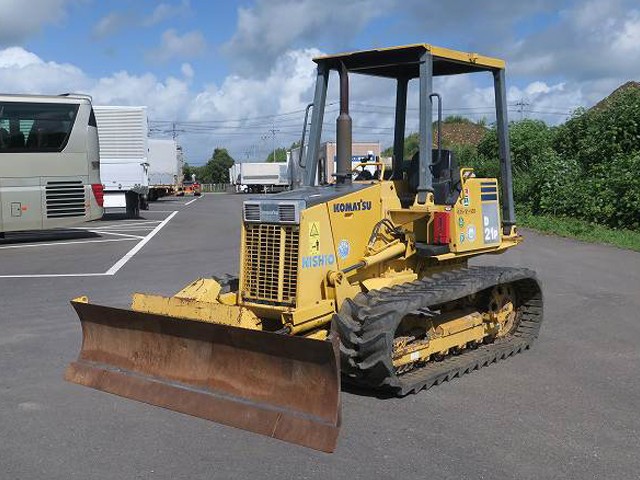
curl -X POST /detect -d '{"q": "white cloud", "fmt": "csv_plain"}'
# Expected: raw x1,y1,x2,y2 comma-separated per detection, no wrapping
223,0,392,74
0,41,627,164
92,12,128,39
0,0,76,46
90,73,191,120
0,46,86,92
189,48,320,121
0,46,189,126
181,62,194,79
0,47,44,69
402,0,557,39
611,9,640,52
143,0,191,26
0,46,320,161
509,0,640,81
147,29,206,63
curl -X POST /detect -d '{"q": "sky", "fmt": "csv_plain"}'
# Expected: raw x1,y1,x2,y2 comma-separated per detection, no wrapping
0,0,638,165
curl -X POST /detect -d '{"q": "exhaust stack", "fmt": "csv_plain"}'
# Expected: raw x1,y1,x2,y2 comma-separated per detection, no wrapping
335,63,352,184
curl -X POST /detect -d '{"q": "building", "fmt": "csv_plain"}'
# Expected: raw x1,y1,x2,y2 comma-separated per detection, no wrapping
317,141,381,184
291,141,382,185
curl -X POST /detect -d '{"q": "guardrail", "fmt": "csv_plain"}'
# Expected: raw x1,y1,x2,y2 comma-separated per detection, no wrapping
200,183,230,193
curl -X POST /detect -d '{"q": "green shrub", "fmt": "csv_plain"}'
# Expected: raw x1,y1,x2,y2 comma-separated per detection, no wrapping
478,119,555,173
554,88,640,170
404,88,640,233
530,150,582,217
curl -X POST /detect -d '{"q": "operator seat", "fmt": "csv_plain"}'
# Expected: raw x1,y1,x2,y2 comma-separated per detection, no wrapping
407,149,462,205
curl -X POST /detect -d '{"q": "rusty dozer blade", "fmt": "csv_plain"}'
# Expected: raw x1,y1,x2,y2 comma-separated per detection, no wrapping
64,300,341,452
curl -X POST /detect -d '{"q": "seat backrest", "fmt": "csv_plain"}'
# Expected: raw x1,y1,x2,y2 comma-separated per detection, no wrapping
406,149,461,205
432,150,462,205
0,128,8,149
9,131,25,148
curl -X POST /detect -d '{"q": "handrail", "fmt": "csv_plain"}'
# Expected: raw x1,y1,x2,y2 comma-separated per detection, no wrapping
298,103,313,168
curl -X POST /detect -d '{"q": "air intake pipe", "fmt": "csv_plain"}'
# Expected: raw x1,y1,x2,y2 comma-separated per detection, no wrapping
335,63,352,185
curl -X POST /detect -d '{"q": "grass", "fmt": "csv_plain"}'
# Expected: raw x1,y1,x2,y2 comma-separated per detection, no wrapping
517,210,640,252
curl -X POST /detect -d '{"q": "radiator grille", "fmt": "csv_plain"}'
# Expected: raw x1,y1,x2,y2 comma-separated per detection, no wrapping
278,204,296,223
45,181,86,218
243,203,260,222
242,223,299,306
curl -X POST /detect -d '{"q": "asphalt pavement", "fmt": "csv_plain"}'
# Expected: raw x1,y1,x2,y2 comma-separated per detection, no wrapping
1,193,638,480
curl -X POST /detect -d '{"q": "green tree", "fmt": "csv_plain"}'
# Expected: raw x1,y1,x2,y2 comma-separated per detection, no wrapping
550,87,640,228
477,119,555,173
403,132,420,159
443,115,473,124
382,132,419,159
554,87,640,170
266,147,288,162
371,94,640,231
199,148,235,184
183,162,195,180
266,141,300,162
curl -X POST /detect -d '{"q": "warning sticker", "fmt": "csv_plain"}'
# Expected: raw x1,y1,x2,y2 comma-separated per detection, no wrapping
309,221,320,255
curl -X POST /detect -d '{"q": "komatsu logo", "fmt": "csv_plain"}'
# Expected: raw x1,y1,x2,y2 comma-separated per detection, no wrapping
301,254,336,269
333,200,372,213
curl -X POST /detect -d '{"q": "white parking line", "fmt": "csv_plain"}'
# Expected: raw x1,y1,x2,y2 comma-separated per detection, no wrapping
90,230,145,240
0,238,136,251
92,227,156,233
0,211,178,278
0,272,112,278
184,197,200,206
77,221,161,230
106,210,178,275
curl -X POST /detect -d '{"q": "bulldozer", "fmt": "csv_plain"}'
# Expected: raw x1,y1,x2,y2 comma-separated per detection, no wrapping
65,44,543,453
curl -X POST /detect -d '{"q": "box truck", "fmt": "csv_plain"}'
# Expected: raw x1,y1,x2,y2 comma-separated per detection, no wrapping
93,106,149,217
148,139,183,201
229,162,290,193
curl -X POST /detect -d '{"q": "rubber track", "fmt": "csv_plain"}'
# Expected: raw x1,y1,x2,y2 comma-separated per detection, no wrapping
334,266,543,396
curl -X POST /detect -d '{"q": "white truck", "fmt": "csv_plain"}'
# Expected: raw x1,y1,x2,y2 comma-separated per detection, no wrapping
229,162,290,193
229,163,241,191
147,139,183,201
93,106,149,217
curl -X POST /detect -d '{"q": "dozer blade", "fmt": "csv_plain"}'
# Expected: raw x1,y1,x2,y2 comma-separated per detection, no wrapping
64,300,341,452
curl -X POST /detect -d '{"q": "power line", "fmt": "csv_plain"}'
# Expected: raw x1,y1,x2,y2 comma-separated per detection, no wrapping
511,98,530,120
268,124,280,161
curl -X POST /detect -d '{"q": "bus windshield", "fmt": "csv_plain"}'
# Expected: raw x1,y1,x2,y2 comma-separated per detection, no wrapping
0,102,79,152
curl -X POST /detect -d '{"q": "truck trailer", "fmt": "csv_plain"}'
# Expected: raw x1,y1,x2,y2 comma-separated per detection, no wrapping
147,139,183,201
93,106,149,217
229,162,289,193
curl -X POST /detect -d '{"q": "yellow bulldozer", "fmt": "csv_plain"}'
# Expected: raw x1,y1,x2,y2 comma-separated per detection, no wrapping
65,44,543,453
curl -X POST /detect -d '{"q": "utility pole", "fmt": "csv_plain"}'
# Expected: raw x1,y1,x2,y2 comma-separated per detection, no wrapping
169,122,185,139
268,124,280,162
260,134,269,160
513,99,530,120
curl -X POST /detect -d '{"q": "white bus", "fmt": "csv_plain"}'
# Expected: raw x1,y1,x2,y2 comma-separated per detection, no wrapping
0,93,104,236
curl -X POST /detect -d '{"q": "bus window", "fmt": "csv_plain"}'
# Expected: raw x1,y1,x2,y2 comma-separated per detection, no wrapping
0,102,79,152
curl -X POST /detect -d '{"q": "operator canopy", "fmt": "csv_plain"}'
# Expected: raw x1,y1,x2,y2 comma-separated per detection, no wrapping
314,43,505,78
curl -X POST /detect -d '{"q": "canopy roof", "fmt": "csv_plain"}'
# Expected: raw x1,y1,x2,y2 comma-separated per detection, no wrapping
313,44,505,78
